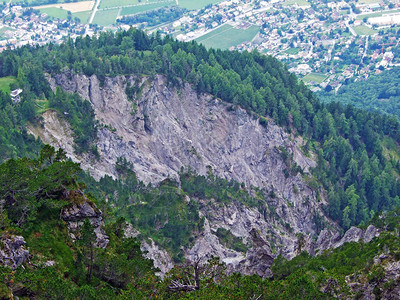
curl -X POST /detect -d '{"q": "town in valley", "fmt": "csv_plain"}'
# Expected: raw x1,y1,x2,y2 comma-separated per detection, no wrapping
2,0,400,92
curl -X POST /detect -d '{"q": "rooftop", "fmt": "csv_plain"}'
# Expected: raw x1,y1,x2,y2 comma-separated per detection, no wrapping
10,89,22,97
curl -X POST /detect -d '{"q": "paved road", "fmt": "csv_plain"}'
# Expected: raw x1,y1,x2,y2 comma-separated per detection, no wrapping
89,0,101,24
361,36,368,63
346,20,357,36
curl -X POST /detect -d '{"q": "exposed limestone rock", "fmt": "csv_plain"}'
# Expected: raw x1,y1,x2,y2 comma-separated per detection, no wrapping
186,215,245,272
121,223,173,277
42,71,337,276
364,224,379,243
26,109,75,159
0,234,29,269
237,229,274,278
123,222,140,239
334,227,364,248
141,238,174,278
61,197,109,248
44,260,56,267
47,72,316,187
314,229,341,253
333,225,379,249
312,225,380,255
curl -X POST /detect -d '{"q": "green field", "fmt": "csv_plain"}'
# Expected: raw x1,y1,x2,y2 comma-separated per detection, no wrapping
0,76,17,93
302,73,327,84
120,1,173,16
179,0,223,10
359,0,379,4
0,27,15,40
284,47,300,55
72,11,92,23
17,0,71,5
92,8,119,26
99,0,139,9
196,24,259,50
352,25,377,35
283,0,309,7
356,9,400,20
80,0,226,25
40,7,69,19
41,8,92,23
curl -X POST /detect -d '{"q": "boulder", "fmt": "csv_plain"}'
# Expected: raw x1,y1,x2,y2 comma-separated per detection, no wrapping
61,200,109,248
0,235,29,269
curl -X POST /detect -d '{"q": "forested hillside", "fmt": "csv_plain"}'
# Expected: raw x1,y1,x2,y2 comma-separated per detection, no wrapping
2,148,400,299
2,28,400,298
2,28,400,231
319,67,400,120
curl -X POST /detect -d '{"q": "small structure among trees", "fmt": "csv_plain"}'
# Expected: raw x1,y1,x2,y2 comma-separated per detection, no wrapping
10,89,22,104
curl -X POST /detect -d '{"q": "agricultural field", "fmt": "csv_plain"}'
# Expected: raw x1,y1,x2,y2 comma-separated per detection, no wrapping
72,11,92,23
0,27,15,40
34,1,94,13
18,0,70,5
283,0,309,7
356,9,400,20
34,1,94,21
195,24,259,50
29,0,227,25
284,47,300,55
92,8,120,26
99,0,139,9
178,0,223,10
0,76,17,94
352,25,377,35
358,0,380,4
302,73,327,84
39,7,69,19
120,1,173,16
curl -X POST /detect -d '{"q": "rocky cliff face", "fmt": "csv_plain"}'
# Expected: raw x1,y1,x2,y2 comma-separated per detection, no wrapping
61,191,109,249
0,234,29,270
35,71,341,276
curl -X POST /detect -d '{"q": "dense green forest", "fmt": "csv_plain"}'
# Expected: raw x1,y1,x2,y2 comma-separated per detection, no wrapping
2,148,400,299
117,6,187,27
2,28,400,231
319,67,400,119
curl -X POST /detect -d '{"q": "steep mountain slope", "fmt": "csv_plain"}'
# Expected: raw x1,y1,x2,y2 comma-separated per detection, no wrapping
25,71,339,276
3,29,400,233
2,28,400,298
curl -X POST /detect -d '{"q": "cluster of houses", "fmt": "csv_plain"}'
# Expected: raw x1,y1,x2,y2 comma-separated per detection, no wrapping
0,4,95,52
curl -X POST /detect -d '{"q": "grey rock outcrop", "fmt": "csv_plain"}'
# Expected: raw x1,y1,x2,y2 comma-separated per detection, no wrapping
61,197,109,248
46,72,316,189
40,71,338,276
238,229,274,278
363,224,379,243
186,215,245,271
0,234,29,269
123,222,140,239
313,225,380,254
121,222,173,277
141,238,174,278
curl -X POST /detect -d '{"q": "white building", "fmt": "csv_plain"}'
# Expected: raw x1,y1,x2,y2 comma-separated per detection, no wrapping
10,89,22,104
